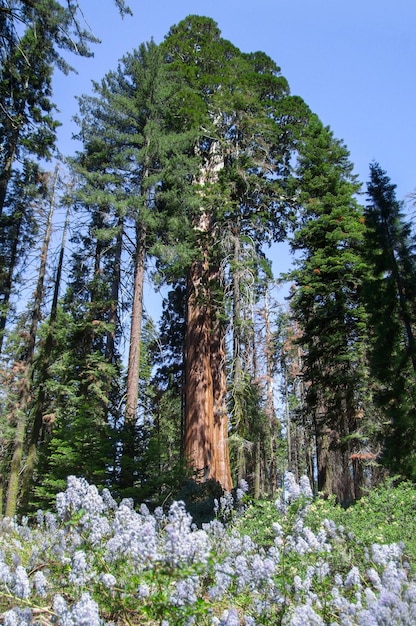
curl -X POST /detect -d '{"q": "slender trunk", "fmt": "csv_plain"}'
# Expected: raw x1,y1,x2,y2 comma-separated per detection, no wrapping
210,290,232,491
263,288,277,495
19,202,70,510
4,167,56,517
285,373,292,471
232,228,245,483
0,127,19,219
0,209,23,354
119,221,146,489
392,256,416,372
379,214,416,371
105,216,123,363
254,440,261,499
125,223,146,423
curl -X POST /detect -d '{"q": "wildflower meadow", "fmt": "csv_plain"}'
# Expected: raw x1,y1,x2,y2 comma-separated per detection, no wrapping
1,474,416,625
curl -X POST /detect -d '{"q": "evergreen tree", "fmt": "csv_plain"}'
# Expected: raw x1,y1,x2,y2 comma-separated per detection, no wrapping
71,39,194,492
0,161,45,353
3,167,57,517
160,15,311,491
0,13,58,219
364,163,416,479
287,116,371,503
0,0,131,354
19,197,71,511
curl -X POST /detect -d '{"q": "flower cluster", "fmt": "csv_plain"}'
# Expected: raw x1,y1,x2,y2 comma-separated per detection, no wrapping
0,473,416,625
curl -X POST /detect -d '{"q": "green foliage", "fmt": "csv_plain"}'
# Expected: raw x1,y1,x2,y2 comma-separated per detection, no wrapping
232,498,280,548
3,476,416,624
4,12,416,516
28,309,118,511
287,115,374,501
304,480,416,570
234,480,416,580
363,163,416,479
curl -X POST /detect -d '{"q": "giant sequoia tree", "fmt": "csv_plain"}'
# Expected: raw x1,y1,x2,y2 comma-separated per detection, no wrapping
159,16,310,491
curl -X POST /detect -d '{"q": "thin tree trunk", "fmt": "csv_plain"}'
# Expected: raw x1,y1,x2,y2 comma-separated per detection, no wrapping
231,228,246,484
254,440,261,499
105,216,123,363
210,288,232,491
0,127,19,219
19,201,70,510
0,209,23,354
125,223,146,423
4,167,57,517
263,287,277,495
119,221,146,489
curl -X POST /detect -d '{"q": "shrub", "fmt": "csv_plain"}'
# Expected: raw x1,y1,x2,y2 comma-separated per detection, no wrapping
0,474,416,624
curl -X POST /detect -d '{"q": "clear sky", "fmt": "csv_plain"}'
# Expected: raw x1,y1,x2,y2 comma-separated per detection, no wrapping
53,0,416,200
52,0,416,307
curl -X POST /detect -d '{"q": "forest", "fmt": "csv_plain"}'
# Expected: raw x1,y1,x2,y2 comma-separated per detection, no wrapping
1,0,416,523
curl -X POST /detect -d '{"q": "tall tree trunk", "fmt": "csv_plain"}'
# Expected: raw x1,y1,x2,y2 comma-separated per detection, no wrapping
184,257,214,481
263,287,278,495
210,285,232,491
0,208,23,354
184,255,233,490
0,127,19,219
389,244,416,372
105,216,123,363
19,201,70,510
119,221,146,489
184,138,232,491
4,167,56,517
231,227,246,484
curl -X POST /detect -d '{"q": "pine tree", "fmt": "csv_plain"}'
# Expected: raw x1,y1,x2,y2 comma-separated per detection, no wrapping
0,0,132,354
4,167,57,517
0,15,58,219
364,163,416,478
19,195,71,511
0,161,45,353
72,39,194,491
288,116,371,503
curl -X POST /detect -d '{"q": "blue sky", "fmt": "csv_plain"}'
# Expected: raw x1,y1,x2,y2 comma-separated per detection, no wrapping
54,0,416,200
52,0,416,308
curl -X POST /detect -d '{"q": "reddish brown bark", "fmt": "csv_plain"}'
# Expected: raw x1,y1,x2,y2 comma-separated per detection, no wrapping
184,259,214,479
184,138,232,491
210,298,232,491
184,258,232,491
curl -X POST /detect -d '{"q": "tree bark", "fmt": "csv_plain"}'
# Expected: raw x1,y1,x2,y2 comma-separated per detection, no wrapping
183,136,233,491
210,290,232,491
19,200,70,510
0,206,23,354
184,258,214,481
119,221,146,489
4,167,56,517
